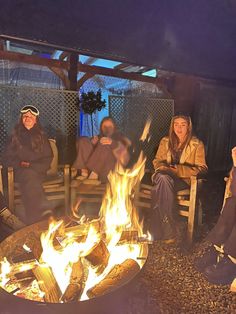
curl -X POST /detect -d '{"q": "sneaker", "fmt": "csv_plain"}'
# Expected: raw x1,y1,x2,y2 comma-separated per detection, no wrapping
194,246,219,273
204,256,236,285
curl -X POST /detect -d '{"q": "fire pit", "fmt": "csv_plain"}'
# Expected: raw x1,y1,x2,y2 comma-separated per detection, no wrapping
0,154,150,314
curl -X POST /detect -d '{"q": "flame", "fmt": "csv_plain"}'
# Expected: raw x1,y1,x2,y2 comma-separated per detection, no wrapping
0,258,11,287
40,150,147,301
140,117,152,142
100,152,146,246
0,123,150,302
80,152,147,300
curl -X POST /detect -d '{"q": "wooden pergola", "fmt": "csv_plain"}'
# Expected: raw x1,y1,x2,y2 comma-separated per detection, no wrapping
0,35,168,94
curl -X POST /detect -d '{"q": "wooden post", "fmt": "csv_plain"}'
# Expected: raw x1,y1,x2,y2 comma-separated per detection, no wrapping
63,52,78,163
68,53,78,91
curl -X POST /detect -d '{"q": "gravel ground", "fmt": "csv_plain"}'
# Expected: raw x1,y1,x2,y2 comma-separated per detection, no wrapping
137,227,236,314
124,172,236,314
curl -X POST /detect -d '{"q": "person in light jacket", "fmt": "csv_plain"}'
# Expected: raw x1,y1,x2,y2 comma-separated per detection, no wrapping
150,114,208,242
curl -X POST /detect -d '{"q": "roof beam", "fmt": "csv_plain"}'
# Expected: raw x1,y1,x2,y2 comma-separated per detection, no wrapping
78,62,161,84
77,73,95,89
0,49,163,86
0,50,68,69
114,63,130,70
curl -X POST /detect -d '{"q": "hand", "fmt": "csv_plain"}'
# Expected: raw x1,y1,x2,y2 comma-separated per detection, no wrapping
158,165,170,172
20,161,30,168
158,165,177,174
232,147,236,167
91,136,99,145
169,164,178,174
100,137,112,145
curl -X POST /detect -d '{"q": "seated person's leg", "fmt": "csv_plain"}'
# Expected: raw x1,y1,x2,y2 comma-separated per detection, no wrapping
150,172,176,241
203,225,236,285
85,143,117,182
0,191,25,237
16,168,50,225
73,137,94,178
195,197,236,284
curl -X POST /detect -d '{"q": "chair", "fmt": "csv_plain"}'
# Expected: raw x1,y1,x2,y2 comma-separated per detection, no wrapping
0,165,4,195
70,170,203,244
222,170,232,207
135,176,202,244
70,179,106,214
7,139,70,215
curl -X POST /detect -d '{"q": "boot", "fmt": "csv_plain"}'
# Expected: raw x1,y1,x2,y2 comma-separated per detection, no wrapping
0,207,25,231
204,255,236,285
194,245,221,273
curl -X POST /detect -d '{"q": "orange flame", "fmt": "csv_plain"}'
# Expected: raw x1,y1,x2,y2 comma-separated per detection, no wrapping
0,121,151,302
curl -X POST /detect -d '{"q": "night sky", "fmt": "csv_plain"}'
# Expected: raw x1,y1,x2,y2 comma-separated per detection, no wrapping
0,0,236,80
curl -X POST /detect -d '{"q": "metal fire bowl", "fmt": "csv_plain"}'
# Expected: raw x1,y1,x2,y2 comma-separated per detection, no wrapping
0,220,149,314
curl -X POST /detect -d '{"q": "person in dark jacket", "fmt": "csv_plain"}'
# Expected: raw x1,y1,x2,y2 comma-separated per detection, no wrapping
3,105,53,225
73,117,131,184
195,147,236,285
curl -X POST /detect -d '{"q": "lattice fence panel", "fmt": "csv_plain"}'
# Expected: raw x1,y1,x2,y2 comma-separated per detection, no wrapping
109,96,174,169
0,85,78,163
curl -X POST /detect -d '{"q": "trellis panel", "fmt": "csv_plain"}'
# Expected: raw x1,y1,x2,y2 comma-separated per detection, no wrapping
0,85,78,163
109,95,174,169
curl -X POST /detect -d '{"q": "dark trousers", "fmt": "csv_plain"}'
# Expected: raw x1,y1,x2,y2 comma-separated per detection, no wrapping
150,171,189,240
15,168,49,225
207,196,236,258
73,137,117,182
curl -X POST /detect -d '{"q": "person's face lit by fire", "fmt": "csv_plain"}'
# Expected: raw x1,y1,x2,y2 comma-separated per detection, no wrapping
173,117,189,141
22,112,37,130
101,120,115,137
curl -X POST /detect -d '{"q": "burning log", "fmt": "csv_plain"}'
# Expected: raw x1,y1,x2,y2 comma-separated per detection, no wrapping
29,235,62,303
64,219,101,237
86,259,140,298
10,259,39,276
32,265,61,303
61,259,84,302
25,235,43,261
118,230,139,244
85,240,110,274
118,230,153,245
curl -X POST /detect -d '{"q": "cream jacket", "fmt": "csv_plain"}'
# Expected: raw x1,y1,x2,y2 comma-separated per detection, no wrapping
153,136,208,178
